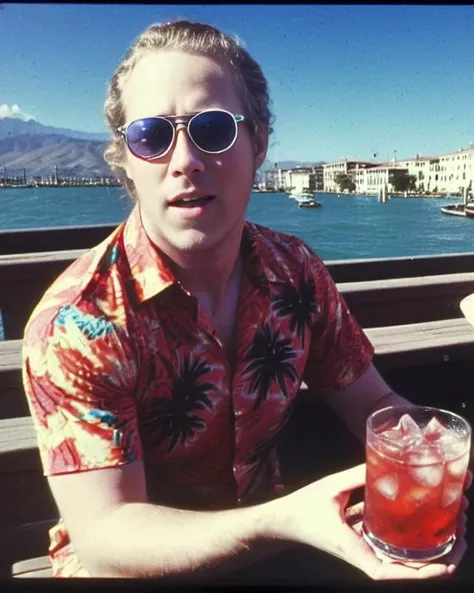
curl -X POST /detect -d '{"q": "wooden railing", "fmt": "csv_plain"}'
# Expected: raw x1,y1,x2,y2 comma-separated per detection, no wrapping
1,224,474,577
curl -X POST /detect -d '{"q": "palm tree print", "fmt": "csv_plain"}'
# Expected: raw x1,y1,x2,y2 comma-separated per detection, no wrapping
244,324,298,410
272,271,317,346
140,354,214,453
242,403,295,501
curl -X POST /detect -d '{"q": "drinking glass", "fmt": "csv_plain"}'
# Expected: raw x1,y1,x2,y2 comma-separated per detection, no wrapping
362,405,471,562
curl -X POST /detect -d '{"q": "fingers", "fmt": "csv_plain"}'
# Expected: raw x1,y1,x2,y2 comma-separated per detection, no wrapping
463,469,473,491
344,510,467,580
442,536,468,574
344,501,364,527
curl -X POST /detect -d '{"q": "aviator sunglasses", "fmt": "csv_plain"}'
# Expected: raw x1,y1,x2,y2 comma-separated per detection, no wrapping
117,108,245,160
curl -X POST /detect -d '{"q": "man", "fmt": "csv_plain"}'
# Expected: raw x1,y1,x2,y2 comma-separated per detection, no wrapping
22,20,467,580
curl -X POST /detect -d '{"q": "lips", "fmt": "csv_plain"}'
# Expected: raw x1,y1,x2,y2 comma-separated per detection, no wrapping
169,195,215,207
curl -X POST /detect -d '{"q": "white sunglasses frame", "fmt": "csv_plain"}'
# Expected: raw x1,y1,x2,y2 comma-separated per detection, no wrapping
117,108,245,160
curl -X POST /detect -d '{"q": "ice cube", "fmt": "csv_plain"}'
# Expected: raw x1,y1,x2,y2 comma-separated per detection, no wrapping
405,486,432,505
400,413,423,438
447,452,469,477
408,449,444,487
381,414,423,451
441,486,462,508
374,475,399,500
422,417,445,442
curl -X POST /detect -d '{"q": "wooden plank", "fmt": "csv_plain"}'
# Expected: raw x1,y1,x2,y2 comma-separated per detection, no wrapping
0,380,30,420
366,318,474,352
0,223,117,256
0,520,56,575
1,222,474,280
0,471,58,528
339,274,474,327
0,340,23,371
338,271,474,292
326,252,474,283
0,418,42,474
12,555,52,578
2,317,474,370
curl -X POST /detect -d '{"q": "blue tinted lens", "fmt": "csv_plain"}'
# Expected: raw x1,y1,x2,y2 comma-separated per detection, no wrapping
126,117,173,158
189,111,236,153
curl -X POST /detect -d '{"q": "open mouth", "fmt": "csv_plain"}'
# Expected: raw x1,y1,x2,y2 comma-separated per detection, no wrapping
171,195,215,207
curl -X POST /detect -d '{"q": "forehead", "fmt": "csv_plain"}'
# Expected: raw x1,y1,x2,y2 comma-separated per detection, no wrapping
122,50,244,120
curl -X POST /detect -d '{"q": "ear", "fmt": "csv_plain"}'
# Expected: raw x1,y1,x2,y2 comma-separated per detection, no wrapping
253,128,269,170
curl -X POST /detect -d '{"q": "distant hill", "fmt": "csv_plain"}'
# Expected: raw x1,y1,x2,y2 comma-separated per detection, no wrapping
0,117,113,177
0,117,109,142
259,159,326,173
0,133,111,177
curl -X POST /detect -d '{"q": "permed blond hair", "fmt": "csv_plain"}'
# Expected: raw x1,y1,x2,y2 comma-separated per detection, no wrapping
103,20,273,198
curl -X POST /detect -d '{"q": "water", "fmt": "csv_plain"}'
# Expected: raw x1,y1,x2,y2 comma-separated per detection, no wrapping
0,187,473,260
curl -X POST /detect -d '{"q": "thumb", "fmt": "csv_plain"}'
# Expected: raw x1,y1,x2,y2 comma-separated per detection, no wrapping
326,463,367,494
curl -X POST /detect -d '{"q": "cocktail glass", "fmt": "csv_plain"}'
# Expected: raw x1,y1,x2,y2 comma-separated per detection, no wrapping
362,405,471,562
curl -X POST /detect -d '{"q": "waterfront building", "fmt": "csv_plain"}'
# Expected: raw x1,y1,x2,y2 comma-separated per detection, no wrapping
355,163,409,195
424,146,474,194
287,167,314,193
323,160,374,192
355,147,474,195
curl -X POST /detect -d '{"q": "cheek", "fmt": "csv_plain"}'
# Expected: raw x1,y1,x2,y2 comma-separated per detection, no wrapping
127,159,161,191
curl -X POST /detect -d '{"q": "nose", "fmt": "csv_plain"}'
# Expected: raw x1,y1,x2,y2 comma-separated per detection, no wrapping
168,124,205,177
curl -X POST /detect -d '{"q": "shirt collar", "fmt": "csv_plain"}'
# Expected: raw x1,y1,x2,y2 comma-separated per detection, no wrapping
122,206,272,306
123,205,176,305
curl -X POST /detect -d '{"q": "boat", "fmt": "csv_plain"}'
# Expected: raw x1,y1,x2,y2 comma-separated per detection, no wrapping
298,198,321,209
440,203,474,218
288,191,315,202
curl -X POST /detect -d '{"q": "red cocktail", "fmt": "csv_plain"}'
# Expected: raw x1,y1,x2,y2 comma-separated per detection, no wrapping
362,406,471,561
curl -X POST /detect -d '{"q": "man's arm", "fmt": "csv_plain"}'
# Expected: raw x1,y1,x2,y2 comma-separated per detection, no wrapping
48,450,459,581
48,459,290,579
320,363,410,443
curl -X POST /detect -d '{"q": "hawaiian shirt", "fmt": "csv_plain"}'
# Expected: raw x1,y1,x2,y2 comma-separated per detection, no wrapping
22,204,374,577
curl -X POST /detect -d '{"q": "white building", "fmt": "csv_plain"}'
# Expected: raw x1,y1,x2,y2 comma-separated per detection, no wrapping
323,160,374,192
424,146,474,194
355,164,408,194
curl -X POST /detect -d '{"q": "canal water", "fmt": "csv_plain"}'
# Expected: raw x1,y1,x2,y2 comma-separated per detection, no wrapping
0,187,473,261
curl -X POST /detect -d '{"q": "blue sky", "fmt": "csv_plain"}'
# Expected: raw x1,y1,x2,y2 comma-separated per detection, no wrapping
1,4,473,163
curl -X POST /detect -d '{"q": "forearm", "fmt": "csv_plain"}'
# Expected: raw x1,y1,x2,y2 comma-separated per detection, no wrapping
369,390,410,415
78,499,291,579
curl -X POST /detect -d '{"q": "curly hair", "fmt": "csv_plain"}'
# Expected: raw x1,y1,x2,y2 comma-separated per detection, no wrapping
103,20,273,198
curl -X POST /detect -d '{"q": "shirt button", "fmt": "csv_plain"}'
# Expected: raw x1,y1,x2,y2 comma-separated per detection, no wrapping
237,497,243,506
233,465,237,473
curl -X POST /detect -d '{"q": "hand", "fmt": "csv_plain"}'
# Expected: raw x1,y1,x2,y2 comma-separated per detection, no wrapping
272,463,467,580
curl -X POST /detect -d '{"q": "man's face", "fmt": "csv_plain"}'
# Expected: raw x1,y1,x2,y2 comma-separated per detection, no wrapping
121,50,268,255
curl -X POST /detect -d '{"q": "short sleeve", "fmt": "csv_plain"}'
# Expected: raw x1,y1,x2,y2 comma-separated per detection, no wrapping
302,250,374,394
22,302,143,476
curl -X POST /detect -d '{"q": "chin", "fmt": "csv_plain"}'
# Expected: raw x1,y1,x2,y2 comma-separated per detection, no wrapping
166,229,223,253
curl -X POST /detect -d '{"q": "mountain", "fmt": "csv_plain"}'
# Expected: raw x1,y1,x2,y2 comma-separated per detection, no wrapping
258,159,326,173
0,118,112,177
0,117,109,142
0,133,111,177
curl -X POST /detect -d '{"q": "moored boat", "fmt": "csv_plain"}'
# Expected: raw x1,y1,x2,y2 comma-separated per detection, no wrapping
288,191,314,202
440,203,474,218
298,198,322,209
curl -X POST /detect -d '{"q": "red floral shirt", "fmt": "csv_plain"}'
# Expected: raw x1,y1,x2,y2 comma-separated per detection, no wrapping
22,205,373,577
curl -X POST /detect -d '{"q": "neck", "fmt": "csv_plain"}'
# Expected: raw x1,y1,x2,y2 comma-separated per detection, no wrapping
145,222,245,316
172,242,243,316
